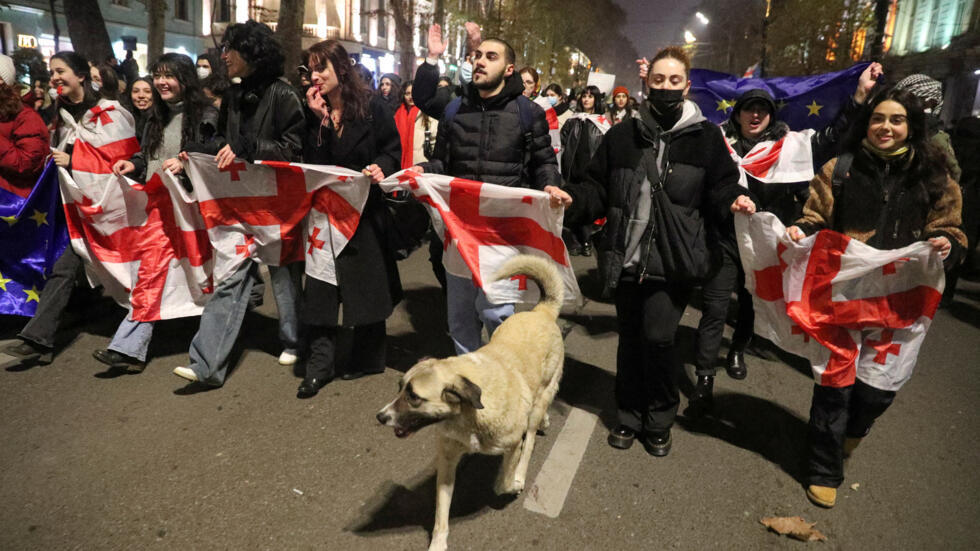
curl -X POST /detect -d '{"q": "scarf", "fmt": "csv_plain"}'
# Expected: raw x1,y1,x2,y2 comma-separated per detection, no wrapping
393,104,420,169
861,137,910,160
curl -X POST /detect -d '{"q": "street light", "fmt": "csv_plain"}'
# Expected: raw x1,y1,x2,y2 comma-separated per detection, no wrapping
684,30,697,44
695,11,709,25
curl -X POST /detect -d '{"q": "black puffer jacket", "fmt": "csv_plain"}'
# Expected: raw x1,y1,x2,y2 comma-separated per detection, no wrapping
189,75,304,162
415,62,560,190
566,101,744,293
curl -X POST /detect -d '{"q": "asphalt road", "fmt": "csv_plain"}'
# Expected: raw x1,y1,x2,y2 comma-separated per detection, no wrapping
2,248,978,550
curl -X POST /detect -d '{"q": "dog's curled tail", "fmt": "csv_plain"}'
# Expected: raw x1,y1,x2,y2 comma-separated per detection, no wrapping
493,254,564,317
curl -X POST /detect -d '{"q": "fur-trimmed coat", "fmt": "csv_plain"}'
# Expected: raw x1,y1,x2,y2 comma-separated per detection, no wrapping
795,149,966,266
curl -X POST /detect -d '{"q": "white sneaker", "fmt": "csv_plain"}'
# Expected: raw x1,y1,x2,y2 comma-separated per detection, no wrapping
173,366,199,382
278,351,299,366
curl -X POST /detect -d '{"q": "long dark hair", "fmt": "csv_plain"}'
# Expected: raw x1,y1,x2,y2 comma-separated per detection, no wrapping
50,51,97,137
307,40,371,122
125,76,154,112
222,20,284,81
577,85,605,115
845,86,949,203
400,79,414,110
142,53,212,157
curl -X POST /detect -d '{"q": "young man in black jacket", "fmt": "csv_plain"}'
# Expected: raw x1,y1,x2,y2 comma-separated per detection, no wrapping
409,27,570,354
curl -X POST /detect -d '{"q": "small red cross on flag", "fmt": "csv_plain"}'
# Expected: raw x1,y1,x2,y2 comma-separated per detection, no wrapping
220,161,248,181
307,227,325,255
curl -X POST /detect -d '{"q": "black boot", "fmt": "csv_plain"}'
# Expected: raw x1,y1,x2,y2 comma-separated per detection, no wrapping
2,339,53,367
689,375,714,414
641,430,672,457
725,348,747,380
607,425,636,449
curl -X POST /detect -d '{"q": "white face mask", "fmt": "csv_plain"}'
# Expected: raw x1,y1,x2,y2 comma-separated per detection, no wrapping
547,95,558,107
197,67,211,80
91,81,101,92
459,61,473,84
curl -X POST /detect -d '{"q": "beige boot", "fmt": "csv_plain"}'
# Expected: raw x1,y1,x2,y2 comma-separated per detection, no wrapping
843,437,863,459
806,485,837,508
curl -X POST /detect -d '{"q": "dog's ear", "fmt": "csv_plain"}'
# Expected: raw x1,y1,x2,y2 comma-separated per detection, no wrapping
442,376,484,410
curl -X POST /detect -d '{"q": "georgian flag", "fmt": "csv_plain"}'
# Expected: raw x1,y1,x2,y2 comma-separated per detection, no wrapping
736,212,944,391
381,171,580,306
57,100,211,322
179,154,369,286
570,112,612,135
724,127,817,186
533,96,562,161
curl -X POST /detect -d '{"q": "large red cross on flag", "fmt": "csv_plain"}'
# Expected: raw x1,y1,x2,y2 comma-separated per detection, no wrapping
381,170,580,305
58,99,214,322
179,154,369,286
723,127,817,186
736,212,944,391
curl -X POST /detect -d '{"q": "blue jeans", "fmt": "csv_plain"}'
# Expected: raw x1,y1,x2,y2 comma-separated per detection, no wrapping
108,316,154,361
268,263,303,354
445,272,514,355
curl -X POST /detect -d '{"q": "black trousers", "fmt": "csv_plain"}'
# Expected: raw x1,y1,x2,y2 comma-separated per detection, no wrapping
806,380,896,487
614,278,692,433
695,243,755,376
19,246,84,349
304,321,386,381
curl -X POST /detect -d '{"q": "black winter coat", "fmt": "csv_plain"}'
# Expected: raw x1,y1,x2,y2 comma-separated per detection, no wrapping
560,116,605,184
413,62,560,190
188,75,304,163
300,95,403,327
566,102,744,294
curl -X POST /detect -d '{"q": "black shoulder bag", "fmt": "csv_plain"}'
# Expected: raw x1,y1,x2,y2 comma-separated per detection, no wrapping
639,144,712,283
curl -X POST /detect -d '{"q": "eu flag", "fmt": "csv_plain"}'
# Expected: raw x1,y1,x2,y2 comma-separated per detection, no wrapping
0,160,70,316
689,63,870,131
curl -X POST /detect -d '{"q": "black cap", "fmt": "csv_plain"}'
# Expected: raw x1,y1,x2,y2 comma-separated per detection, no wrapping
733,88,776,115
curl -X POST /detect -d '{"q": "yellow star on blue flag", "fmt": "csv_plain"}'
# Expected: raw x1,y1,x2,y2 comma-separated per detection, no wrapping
23,285,41,303
30,209,49,227
0,271,11,291
716,99,735,112
1,214,16,226
806,100,824,116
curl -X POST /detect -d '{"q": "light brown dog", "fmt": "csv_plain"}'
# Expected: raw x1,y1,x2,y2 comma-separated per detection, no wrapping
376,254,565,551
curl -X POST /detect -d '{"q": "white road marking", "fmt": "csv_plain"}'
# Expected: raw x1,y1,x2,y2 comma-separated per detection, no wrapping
523,406,598,518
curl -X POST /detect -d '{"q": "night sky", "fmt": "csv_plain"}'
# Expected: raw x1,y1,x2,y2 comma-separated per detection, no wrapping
615,0,703,58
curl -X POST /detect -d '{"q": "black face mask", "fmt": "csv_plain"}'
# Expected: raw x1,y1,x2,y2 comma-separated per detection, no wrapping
647,88,685,113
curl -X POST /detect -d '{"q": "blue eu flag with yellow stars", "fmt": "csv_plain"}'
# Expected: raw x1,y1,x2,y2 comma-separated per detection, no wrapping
0,160,70,316
689,63,870,131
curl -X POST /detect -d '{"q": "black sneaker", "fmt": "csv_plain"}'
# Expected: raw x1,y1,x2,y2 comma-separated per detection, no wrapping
92,349,147,372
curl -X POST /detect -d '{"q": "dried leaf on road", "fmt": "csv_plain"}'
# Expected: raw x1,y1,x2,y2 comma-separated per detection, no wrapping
760,516,828,542
850,483,860,491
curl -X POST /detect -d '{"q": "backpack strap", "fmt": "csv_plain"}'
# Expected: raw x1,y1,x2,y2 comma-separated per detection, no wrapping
829,152,854,233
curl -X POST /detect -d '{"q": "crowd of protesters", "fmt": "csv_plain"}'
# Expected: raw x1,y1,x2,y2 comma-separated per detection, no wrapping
1,17,977,511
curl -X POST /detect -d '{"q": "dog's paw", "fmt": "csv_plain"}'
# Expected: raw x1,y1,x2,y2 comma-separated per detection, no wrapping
428,533,448,551
538,412,551,431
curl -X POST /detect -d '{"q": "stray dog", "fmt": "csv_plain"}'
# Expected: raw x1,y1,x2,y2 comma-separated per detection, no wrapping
376,254,565,551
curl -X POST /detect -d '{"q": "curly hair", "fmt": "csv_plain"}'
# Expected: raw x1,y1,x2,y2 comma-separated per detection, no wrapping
0,83,23,122
222,20,284,81
307,40,372,123
844,86,950,205
142,53,214,158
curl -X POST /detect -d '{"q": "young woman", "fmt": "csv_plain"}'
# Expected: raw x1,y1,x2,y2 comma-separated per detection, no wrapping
542,83,572,131
393,80,438,168
565,46,748,456
296,39,402,399
784,87,965,508
2,51,138,367
91,53,218,372
519,66,539,99
378,73,402,111
89,62,121,101
609,86,637,125
0,61,50,197
562,85,608,256
127,77,154,143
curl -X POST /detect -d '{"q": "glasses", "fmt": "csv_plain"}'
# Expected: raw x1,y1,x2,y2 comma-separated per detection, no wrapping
219,43,232,54
296,64,311,77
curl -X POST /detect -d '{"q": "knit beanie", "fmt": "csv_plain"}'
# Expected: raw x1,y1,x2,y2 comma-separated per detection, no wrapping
0,54,16,87
613,86,629,97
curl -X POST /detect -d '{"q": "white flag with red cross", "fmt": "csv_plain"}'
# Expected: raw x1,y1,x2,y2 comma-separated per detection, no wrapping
533,96,562,164
58,99,214,322
736,212,945,391
179,154,370,286
723,127,816,186
381,171,580,305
